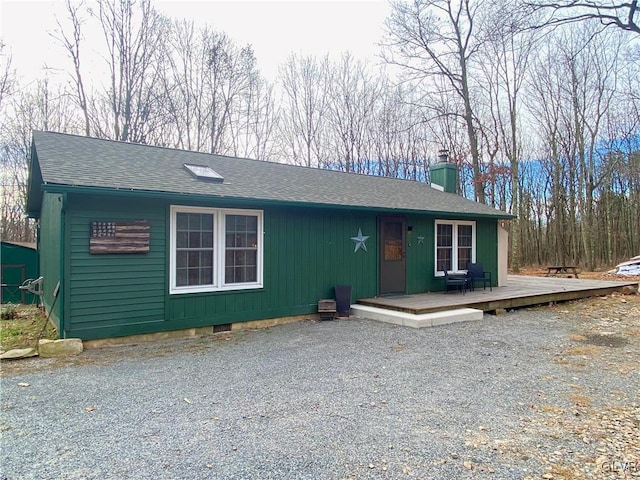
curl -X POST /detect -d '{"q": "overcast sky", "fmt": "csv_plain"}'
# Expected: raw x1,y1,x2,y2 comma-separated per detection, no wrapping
0,0,391,83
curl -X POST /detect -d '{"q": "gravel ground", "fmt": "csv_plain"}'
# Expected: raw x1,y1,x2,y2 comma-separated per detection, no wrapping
1,295,639,480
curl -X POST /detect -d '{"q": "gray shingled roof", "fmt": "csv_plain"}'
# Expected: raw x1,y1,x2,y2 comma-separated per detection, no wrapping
30,131,512,218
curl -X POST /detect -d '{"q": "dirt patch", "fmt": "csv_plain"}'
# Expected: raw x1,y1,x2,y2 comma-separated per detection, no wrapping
0,327,246,377
0,305,58,352
583,333,629,347
455,292,640,479
510,293,640,479
515,267,640,284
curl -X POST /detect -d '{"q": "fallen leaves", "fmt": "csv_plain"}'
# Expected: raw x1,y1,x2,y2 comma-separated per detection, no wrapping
568,393,592,407
465,293,640,479
490,391,639,478
563,345,599,356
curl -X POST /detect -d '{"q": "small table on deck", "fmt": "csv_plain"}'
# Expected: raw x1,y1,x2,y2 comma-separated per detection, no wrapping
545,266,579,278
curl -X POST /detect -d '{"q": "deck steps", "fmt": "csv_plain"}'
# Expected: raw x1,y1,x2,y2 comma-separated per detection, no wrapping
350,304,483,328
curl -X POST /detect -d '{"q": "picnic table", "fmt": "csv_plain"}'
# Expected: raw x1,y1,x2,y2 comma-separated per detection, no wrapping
545,266,579,278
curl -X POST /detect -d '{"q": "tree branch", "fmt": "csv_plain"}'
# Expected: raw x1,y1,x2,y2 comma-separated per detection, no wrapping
526,0,639,34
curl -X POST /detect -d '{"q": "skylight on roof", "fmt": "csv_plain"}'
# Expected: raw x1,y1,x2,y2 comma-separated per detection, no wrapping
184,163,224,182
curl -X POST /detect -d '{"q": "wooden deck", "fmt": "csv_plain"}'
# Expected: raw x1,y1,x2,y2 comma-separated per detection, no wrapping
357,275,638,315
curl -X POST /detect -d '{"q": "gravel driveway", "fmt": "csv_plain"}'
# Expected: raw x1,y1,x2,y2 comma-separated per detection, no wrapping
1,297,639,479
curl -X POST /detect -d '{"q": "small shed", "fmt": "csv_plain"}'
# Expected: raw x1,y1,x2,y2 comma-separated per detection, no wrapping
1,241,38,304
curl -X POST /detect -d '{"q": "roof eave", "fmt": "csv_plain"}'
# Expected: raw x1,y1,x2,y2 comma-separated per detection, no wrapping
40,183,515,220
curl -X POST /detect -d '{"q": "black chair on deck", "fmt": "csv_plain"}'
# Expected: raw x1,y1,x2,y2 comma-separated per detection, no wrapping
444,270,468,294
466,262,492,291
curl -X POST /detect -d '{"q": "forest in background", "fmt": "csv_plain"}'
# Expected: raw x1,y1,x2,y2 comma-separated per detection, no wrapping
1,0,638,271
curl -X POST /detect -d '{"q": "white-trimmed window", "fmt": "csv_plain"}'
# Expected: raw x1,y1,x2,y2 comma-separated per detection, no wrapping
435,220,475,276
170,206,263,294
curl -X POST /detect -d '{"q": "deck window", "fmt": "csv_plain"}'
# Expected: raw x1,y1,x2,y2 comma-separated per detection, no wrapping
170,206,263,294
435,220,475,276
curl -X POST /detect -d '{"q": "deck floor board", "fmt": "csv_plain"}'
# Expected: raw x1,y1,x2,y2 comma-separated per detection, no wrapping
357,275,638,314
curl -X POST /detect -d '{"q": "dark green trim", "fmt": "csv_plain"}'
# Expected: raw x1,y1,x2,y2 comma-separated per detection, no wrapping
36,222,41,278
164,203,171,325
40,184,516,220
26,141,43,218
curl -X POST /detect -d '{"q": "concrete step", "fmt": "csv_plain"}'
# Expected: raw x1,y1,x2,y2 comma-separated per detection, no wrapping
350,304,483,328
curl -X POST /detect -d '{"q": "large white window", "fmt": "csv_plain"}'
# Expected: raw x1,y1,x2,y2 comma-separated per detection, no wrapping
434,220,475,276
170,206,263,294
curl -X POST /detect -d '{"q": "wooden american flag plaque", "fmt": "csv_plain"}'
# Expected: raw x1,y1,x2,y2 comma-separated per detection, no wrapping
90,220,150,254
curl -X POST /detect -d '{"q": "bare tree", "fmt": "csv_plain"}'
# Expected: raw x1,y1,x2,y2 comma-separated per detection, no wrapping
479,2,540,270
228,75,278,160
202,31,259,155
1,78,77,241
0,41,15,112
52,0,91,136
383,0,489,202
278,54,330,167
523,24,633,268
91,0,166,142
422,80,475,195
155,21,268,156
563,28,623,269
325,53,380,173
371,79,432,181
525,32,571,266
156,19,209,150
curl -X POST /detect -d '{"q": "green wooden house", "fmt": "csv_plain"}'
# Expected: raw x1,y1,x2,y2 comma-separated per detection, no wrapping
27,131,513,341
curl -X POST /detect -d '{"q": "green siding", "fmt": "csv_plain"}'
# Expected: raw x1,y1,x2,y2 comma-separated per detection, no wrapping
1,242,38,304
38,193,63,331
56,191,500,340
476,218,498,284
430,163,458,194
166,206,378,329
405,216,498,293
405,215,435,293
65,195,166,339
